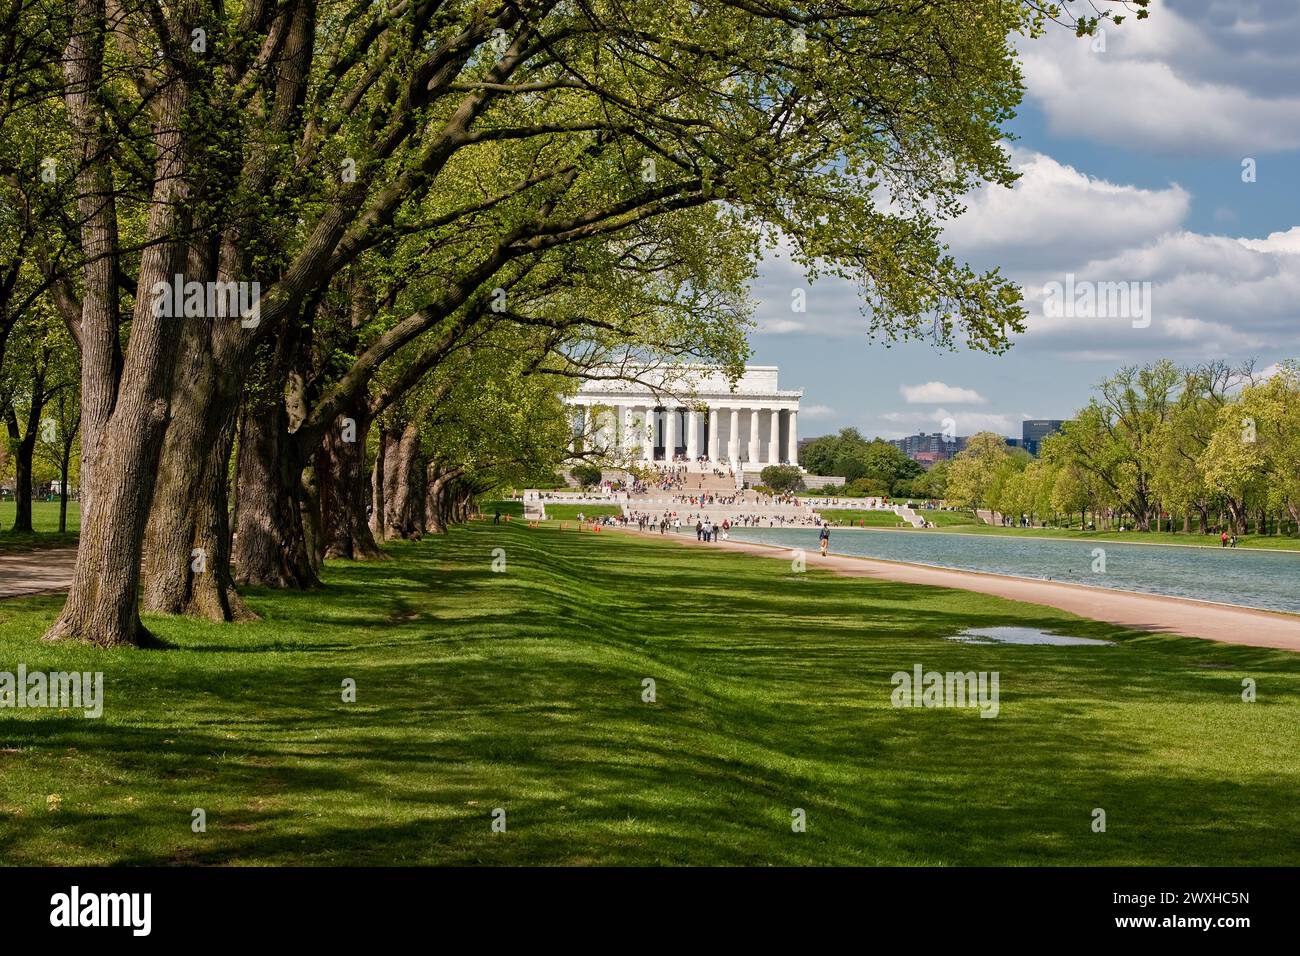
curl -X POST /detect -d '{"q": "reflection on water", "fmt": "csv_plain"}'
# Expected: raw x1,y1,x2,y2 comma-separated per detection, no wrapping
724,527,1300,614
948,626,1114,646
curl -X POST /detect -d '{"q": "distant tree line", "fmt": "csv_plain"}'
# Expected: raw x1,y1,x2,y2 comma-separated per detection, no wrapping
799,429,947,500
944,360,1300,535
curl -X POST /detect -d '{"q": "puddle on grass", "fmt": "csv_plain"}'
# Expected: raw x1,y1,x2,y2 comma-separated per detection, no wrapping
947,626,1114,646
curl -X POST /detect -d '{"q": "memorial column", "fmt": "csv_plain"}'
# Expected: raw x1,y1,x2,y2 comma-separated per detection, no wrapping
746,408,761,464
767,406,780,464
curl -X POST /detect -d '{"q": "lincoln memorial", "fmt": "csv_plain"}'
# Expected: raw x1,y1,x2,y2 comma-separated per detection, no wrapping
564,365,803,469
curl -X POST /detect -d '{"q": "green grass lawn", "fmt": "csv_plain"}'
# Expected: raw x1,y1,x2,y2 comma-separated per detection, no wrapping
543,503,623,520
1,521,1297,865
0,501,80,552
818,509,911,527
817,508,979,528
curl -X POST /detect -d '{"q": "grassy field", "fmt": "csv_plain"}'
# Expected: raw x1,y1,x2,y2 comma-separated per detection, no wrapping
478,500,623,520
482,500,525,518
1,521,1297,865
817,508,979,528
542,503,623,520
0,501,80,552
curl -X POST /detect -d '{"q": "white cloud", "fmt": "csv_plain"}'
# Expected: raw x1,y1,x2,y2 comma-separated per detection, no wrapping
800,404,835,418
1018,0,1300,153
899,381,986,404
757,317,809,334
945,150,1188,270
1014,226,1300,356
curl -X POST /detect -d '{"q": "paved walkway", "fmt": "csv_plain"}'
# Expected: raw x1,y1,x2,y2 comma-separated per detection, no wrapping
648,530,1300,652
0,548,77,599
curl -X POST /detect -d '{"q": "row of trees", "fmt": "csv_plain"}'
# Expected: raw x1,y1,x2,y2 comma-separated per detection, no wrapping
0,0,1129,646
945,361,1300,535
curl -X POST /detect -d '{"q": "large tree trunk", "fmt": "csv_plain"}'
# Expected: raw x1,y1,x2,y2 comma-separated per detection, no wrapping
319,409,385,559
141,384,252,620
62,0,122,528
43,395,176,647
232,403,320,589
139,245,256,621
382,419,424,539
44,10,187,647
453,484,476,523
424,465,451,534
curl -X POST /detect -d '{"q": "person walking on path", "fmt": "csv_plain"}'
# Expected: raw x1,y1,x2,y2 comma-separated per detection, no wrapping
819,522,830,557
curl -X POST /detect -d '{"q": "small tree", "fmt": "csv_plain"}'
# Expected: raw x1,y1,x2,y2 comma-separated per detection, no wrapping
570,463,604,489
761,465,804,493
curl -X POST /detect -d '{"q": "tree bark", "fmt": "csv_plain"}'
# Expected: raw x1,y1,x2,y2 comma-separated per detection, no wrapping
61,0,122,527
424,464,452,534
141,388,252,620
231,401,321,589
44,8,188,647
319,408,385,559
382,419,424,539
300,462,324,575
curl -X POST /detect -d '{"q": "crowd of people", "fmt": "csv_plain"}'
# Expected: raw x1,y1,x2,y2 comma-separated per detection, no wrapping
632,463,738,494
614,510,825,531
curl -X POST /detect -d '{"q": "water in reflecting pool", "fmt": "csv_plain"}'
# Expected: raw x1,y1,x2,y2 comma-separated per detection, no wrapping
722,526,1300,614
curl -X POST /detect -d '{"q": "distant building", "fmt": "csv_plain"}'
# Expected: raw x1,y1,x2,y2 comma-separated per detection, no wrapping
888,432,966,464
1021,419,1067,456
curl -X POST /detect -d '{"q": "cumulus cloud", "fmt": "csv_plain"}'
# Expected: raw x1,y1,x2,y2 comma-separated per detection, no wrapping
899,381,986,404
1016,226,1300,357
945,150,1189,271
1017,0,1300,153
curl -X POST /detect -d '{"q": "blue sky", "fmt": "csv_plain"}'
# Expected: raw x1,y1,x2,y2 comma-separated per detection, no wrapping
749,0,1300,440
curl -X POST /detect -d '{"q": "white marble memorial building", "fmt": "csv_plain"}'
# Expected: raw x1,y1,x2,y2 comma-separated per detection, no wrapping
565,365,803,468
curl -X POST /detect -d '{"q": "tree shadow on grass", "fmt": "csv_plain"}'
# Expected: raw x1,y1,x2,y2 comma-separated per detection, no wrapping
2,522,1298,865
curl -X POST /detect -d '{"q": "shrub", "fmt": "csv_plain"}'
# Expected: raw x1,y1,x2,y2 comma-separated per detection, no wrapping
760,465,804,493
569,463,603,488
